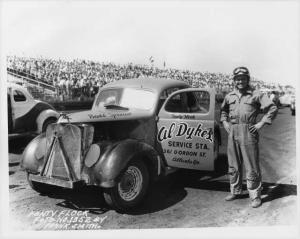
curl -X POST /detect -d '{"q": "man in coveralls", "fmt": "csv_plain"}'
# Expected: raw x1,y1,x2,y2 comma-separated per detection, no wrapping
220,66,277,208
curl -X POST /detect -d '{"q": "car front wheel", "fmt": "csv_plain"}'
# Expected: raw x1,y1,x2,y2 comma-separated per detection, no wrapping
103,159,149,212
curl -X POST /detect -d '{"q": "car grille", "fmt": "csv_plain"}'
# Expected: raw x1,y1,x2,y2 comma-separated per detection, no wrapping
41,123,94,182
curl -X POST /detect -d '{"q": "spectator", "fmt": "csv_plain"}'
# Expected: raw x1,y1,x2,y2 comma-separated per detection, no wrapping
6,55,292,102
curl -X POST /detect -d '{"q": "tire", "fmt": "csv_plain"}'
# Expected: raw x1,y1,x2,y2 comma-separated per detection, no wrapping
103,159,149,212
42,118,57,132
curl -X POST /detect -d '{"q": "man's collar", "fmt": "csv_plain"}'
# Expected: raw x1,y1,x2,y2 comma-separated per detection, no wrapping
232,86,254,95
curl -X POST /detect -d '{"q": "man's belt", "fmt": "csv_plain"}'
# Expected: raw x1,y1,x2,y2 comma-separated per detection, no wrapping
230,118,254,125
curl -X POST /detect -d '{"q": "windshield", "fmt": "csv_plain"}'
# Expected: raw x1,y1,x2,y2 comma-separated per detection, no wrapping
95,88,156,110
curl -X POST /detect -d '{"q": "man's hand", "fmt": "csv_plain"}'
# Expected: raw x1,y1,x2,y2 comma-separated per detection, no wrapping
223,121,231,134
249,121,265,134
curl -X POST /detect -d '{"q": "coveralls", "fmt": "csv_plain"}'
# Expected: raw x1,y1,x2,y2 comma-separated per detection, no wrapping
220,87,277,199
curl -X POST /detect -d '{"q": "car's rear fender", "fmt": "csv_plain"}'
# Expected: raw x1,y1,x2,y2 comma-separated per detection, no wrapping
35,109,60,133
92,139,161,188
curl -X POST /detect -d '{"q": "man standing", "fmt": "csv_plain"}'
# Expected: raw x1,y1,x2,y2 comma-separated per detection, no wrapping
220,66,277,208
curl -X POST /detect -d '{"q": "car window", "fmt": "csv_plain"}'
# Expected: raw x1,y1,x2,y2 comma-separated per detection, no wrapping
165,91,210,113
95,88,122,107
13,90,27,102
160,87,182,100
193,91,210,113
158,87,184,112
95,88,156,110
121,88,155,110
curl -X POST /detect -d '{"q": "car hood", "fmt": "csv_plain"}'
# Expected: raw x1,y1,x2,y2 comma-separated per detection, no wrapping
58,108,153,123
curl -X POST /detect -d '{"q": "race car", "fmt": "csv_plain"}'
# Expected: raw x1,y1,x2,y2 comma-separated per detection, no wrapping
20,78,222,212
7,83,59,138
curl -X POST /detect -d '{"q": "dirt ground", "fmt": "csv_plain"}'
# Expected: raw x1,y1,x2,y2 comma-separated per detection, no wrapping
5,106,298,235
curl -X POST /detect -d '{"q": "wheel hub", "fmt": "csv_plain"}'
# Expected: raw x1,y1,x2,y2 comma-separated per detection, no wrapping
118,165,143,201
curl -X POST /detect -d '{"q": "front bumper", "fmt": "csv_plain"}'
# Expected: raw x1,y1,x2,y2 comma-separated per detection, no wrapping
29,174,85,188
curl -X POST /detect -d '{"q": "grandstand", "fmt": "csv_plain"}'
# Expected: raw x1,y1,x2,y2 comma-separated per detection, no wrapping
6,56,293,103
7,68,58,101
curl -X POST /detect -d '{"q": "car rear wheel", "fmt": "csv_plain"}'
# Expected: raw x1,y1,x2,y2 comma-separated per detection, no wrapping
103,159,149,212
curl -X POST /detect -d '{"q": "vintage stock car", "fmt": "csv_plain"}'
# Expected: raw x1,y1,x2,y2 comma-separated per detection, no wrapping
21,78,222,211
7,83,59,138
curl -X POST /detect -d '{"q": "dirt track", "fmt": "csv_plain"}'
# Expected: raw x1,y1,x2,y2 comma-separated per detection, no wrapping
7,106,297,231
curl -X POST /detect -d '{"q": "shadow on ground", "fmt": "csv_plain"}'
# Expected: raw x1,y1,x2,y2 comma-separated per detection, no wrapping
36,175,188,215
29,170,296,215
34,154,229,215
8,136,34,154
261,182,297,203
36,186,109,215
27,151,296,215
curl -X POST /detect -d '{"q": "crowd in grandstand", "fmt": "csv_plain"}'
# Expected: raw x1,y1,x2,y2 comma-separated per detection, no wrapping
6,56,286,101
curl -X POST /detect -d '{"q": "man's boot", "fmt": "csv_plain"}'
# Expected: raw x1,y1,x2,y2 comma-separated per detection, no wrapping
225,194,239,201
249,183,262,208
251,197,262,208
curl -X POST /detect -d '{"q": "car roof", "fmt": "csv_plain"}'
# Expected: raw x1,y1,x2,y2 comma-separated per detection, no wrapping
7,82,34,98
7,82,26,90
101,77,190,92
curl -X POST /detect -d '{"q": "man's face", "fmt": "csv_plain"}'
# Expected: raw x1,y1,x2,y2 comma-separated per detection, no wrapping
234,75,249,90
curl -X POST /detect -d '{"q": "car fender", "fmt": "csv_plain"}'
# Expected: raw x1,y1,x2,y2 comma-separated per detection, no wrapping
36,108,60,133
20,133,46,173
92,139,161,188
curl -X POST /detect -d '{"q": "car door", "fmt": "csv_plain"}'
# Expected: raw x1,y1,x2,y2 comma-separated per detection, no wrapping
11,87,35,132
157,88,215,171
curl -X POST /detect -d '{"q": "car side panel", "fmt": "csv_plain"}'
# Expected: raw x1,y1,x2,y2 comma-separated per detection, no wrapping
11,87,35,119
14,102,55,132
157,88,216,171
157,119,215,170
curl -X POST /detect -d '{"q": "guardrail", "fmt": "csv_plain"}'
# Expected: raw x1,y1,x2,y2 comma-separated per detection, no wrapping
7,68,56,92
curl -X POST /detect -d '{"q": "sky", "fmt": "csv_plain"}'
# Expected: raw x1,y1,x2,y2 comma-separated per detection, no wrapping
1,0,299,86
